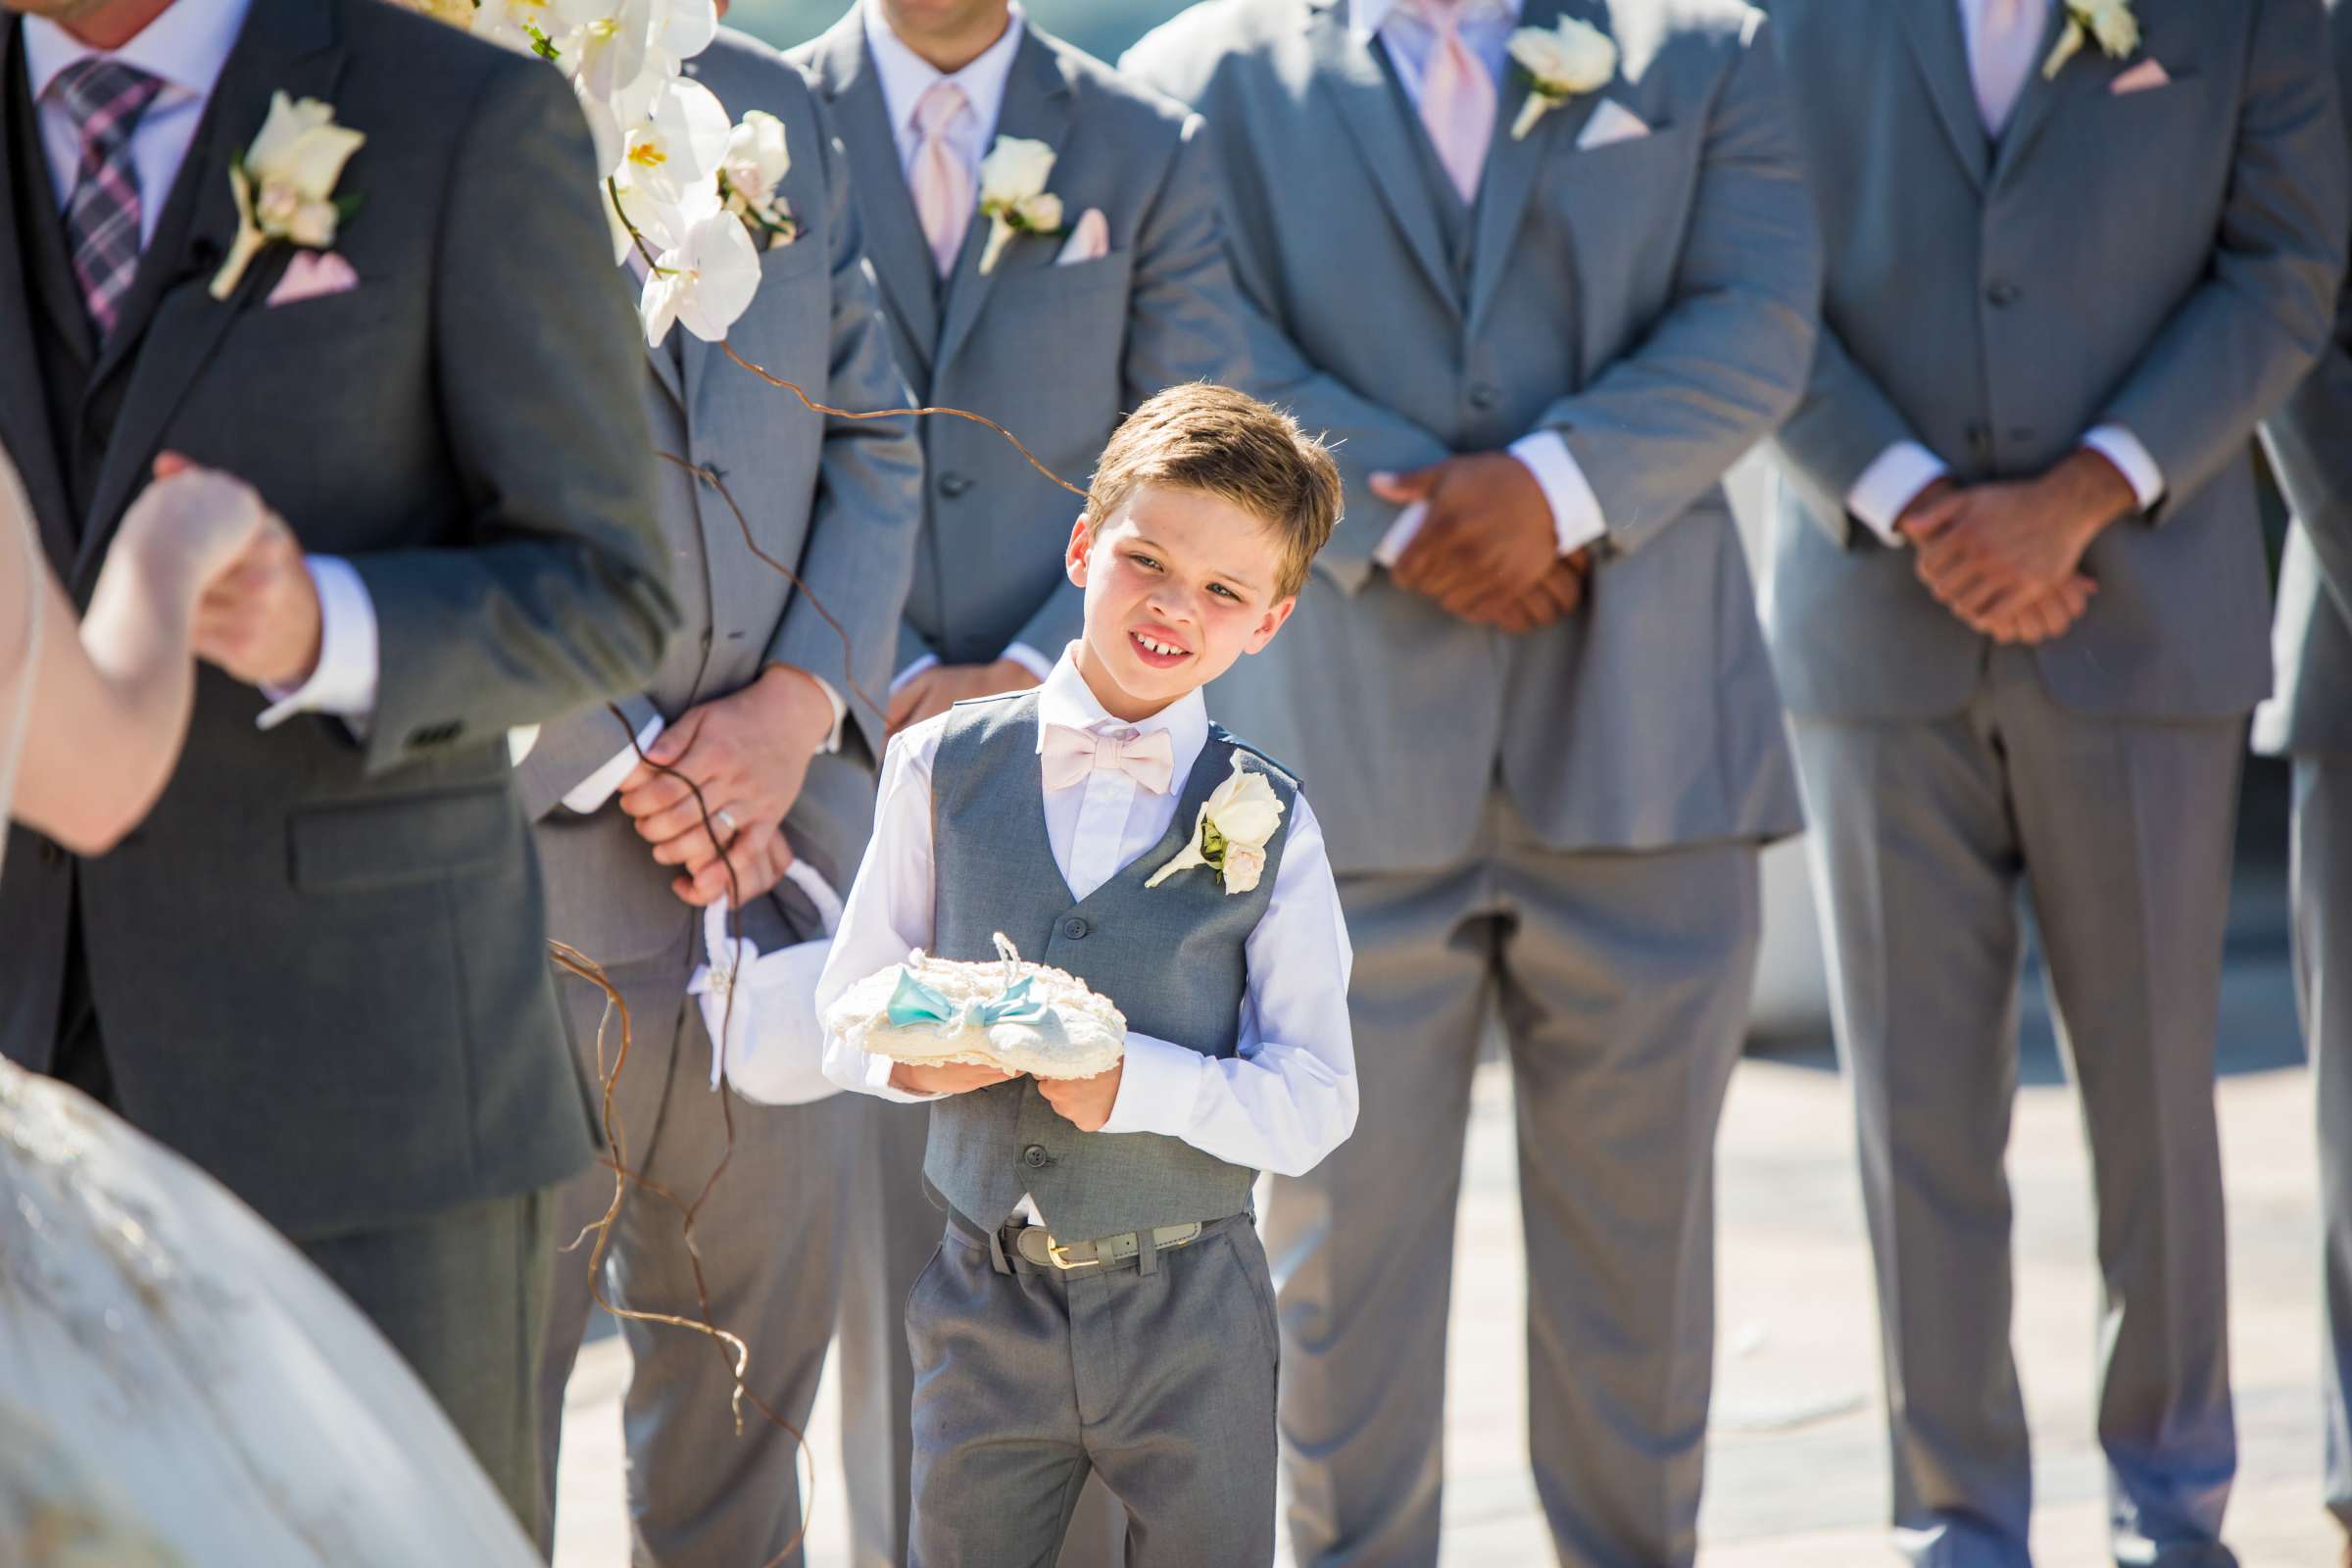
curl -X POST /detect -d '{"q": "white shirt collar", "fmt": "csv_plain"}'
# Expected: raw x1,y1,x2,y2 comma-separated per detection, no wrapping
1348,0,1523,45
24,0,253,105
862,0,1028,144
1032,643,1210,780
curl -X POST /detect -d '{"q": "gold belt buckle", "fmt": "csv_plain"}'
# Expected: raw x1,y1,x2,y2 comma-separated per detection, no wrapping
1045,1235,1101,1270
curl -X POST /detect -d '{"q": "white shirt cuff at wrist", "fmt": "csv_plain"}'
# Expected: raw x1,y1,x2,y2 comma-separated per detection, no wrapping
1099,1031,1205,1137
859,1047,945,1103
562,713,666,815
1001,642,1055,685
1844,441,1950,548
2082,424,2164,512
806,673,847,756
1372,499,1429,568
256,555,378,731
1507,429,1606,557
891,653,941,694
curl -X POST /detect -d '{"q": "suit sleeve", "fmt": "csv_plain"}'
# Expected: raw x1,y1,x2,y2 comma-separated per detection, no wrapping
1121,42,1455,595
765,97,925,766
2098,0,2348,521
513,691,660,822
351,56,676,776
1527,15,1822,558
2261,0,2352,623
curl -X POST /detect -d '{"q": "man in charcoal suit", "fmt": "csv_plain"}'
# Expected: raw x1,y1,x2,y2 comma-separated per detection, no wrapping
1767,0,2347,1560
1126,1,1820,1561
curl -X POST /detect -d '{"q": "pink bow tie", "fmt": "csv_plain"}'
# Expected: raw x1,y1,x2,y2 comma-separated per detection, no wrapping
1041,723,1176,794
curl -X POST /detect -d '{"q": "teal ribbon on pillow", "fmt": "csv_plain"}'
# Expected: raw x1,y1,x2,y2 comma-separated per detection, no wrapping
886,968,1054,1031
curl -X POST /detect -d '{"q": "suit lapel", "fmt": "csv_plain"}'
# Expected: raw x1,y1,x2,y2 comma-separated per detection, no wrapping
1896,0,1992,191
811,13,940,387
1306,0,1461,319
932,26,1074,376
1988,0,2089,187
0,21,74,573
1465,0,1596,332
74,0,347,589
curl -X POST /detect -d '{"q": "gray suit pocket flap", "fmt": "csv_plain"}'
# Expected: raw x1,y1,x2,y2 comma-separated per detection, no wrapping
289,786,515,893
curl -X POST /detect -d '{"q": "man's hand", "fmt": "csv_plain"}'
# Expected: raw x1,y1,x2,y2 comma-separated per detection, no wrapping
890,1060,1021,1095
617,662,834,906
1036,1064,1122,1133
1905,451,2135,631
1490,551,1592,634
189,506,322,690
1373,454,1562,624
888,657,1039,737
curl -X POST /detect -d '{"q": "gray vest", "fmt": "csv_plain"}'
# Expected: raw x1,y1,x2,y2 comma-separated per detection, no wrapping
923,691,1298,1240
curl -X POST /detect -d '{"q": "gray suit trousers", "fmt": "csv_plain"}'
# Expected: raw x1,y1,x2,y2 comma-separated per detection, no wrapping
1266,796,1760,1568
1792,647,2242,1568
2292,756,2352,1530
533,922,846,1568
906,1213,1280,1568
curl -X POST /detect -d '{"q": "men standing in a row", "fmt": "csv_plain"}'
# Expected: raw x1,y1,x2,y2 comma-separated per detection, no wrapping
1126,2,1820,1562
1766,0,2347,1561
790,3,1245,1561
519,17,922,1566
2257,4,2352,1562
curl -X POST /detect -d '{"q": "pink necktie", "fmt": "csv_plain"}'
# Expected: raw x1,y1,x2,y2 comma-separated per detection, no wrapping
1415,1,1495,205
1970,0,2045,136
909,79,973,277
1041,724,1177,795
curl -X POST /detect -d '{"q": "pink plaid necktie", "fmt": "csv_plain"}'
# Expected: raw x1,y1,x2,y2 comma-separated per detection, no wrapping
51,58,165,340
909,79,973,277
1414,0,1495,205
1041,723,1177,795
1970,0,2047,135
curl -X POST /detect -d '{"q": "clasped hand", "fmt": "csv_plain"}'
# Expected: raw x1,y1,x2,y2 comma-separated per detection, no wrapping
126,453,321,690
1372,455,1592,632
888,1059,1125,1132
1898,451,2137,644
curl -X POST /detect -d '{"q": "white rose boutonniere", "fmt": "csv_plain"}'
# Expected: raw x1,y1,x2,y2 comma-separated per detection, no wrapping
2042,0,2139,79
719,109,798,250
210,92,366,301
1145,755,1288,896
1507,16,1619,140
975,135,1065,276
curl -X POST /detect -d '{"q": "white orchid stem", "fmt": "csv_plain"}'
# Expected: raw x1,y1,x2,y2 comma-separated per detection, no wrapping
1512,90,1558,142
210,167,268,300
979,215,1015,276
2041,17,2085,78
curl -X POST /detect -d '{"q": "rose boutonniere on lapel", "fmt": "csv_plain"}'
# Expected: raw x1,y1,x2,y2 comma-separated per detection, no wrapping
1506,16,1619,141
975,136,1065,276
210,92,366,301
1145,755,1287,897
2042,0,2139,79
718,109,798,251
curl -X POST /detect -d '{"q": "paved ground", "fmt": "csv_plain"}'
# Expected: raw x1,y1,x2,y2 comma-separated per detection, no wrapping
554,857,2341,1567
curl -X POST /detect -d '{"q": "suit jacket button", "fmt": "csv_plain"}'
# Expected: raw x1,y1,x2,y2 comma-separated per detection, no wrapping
938,472,972,498
1467,383,1498,411
1022,1144,1050,1169
39,841,64,867
1061,916,1089,940
1984,280,2019,307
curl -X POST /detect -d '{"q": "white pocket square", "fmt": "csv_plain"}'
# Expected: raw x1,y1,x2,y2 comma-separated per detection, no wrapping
1576,99,1652,151
267,250,360,307
1056,208,1109,266
2109,58,2171,94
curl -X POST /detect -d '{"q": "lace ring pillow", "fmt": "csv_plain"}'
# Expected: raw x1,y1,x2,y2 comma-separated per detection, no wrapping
823,935,1127,1080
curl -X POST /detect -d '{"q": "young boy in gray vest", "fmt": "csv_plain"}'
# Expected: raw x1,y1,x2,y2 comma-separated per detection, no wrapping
816,382,1357,1566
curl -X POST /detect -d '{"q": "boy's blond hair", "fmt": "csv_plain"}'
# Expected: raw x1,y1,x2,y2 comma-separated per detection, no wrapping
1086,383,1342,599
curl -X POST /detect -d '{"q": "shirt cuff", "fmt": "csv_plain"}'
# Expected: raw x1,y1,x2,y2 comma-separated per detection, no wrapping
857,1047,945,1103
891,653,941,695
1844,441,1950,549
2082,423,2164,513
1099,1031,1206,1137
802,671,847,756
1508,430,1606,557
255,556,378,731
1001,643,1055,685
1371,499,1429,569
561,713,666,815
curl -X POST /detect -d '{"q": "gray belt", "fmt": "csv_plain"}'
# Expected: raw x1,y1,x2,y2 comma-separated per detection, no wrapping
1010,1221,1204,1273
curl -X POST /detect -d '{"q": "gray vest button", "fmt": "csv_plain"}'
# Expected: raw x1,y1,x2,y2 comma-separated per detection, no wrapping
1061,916,1090,940
1022,1145,1050,1169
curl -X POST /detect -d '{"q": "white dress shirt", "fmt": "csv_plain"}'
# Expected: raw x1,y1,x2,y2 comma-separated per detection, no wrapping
1841,0,2166,545
1345,0,1609,569
815,647,1359,1228
24,0,387,732
862,3,1060,692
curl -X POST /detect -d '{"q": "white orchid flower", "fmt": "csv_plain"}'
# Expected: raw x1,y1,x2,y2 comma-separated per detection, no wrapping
551,0,655,102
975,136,1064,274
211,92,365,300
2043,0,2140,78
722,111,789,209
1507,17,1618,139
641,204,760,345
620,75,730,207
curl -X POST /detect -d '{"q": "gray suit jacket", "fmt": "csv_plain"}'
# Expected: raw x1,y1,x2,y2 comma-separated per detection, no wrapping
519,29,922,969
2257,2,2352,758
793,10,1244,674
1125,0,1818,874
0,0,675,1237
1767,0,2349,723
